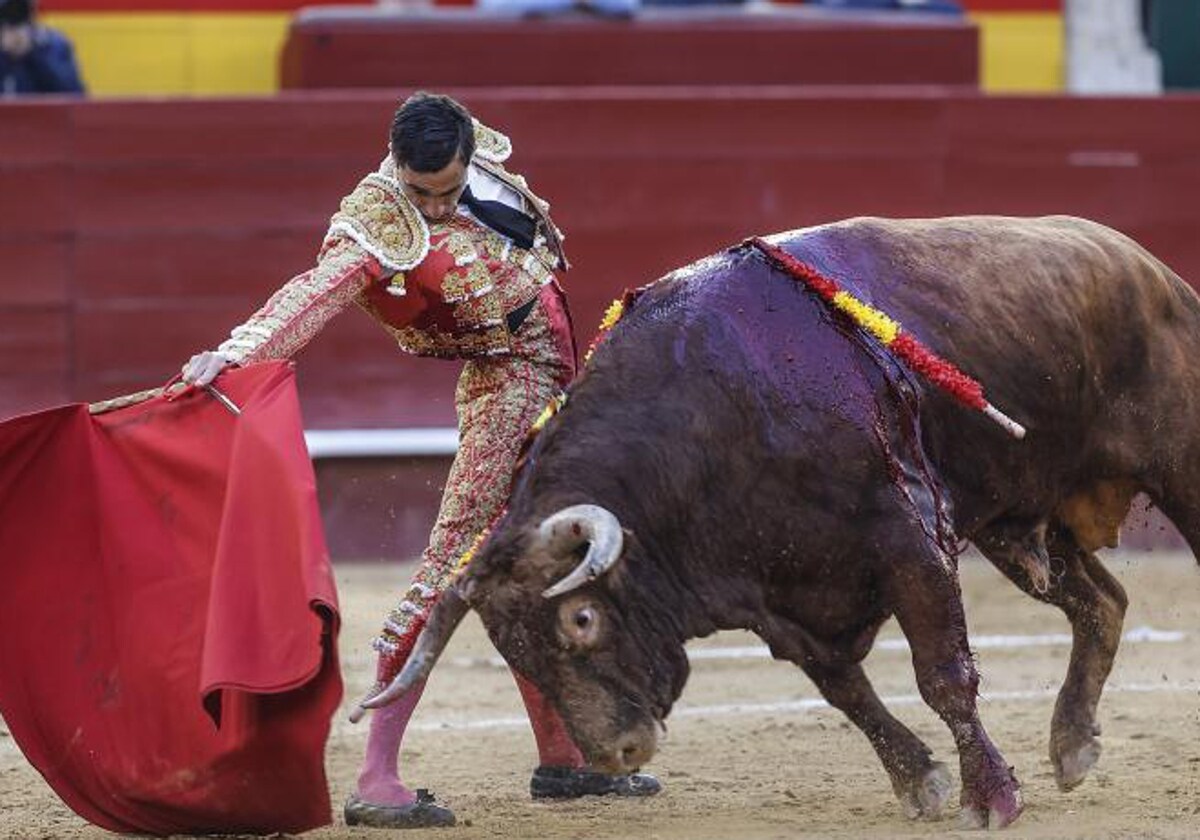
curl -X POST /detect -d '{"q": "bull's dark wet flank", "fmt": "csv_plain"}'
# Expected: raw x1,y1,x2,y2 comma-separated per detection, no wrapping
440,216,1200,827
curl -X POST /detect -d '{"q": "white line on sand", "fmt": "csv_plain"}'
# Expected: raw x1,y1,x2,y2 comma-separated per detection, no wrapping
379,625,1184,672
2,628,1189,759
405,680,1199,734
686,625,1186,661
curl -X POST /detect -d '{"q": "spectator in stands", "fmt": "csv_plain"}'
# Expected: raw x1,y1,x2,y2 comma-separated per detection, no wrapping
478,0,638,17
807,0,963,13
0,0,84,96
182,91,660,830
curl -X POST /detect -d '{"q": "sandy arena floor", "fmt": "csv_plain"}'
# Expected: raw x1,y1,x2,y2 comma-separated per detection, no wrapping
3,552,1199,839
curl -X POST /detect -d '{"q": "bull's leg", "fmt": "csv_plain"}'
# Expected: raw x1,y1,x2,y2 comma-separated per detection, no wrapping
977,524,1127,790
973,517,1051,594
1152,472,1200,561
799,660,953,819
887,547,1023,829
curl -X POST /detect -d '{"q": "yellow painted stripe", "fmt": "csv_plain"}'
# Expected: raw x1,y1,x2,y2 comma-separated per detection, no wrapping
42,10,1064,97
41,12,290,96
970,11,1063,92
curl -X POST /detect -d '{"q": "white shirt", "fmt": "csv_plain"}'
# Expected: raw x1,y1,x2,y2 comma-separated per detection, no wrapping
457,163,526,225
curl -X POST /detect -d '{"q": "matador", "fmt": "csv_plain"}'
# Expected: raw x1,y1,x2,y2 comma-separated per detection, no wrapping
182,92,659,830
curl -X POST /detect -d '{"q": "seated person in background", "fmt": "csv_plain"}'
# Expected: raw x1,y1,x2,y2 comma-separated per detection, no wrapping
806,0,963,13
477,0,639,17
0,0,85,95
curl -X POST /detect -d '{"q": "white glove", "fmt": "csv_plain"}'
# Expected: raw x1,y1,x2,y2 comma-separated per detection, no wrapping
181,350,231,387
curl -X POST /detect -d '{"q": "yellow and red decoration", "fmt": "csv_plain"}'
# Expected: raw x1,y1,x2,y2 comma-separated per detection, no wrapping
748,236,1025,439
582,296,628,365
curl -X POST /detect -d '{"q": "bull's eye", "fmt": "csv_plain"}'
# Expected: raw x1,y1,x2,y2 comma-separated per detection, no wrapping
557,595,603,649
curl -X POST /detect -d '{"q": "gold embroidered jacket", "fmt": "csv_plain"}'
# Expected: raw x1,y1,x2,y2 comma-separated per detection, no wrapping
217,120,568,364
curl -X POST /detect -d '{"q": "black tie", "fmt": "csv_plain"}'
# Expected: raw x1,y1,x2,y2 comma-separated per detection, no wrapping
459,185,537,250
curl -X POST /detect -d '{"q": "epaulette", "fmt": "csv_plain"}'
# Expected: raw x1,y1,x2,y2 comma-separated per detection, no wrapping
325,173,429,272
472,119,512,163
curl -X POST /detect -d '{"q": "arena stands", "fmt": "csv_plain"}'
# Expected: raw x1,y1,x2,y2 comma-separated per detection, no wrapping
6,0,1198,556
37,0,1061,95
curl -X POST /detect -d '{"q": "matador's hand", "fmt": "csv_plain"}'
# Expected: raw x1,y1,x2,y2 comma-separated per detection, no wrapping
182,350,231,387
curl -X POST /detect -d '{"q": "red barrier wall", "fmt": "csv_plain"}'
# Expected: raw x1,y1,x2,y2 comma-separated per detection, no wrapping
280,7,979,90
4,88,1200,427
3,88,1199,557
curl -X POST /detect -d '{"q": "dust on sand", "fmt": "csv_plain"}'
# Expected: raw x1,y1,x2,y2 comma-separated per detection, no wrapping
4,553,1199,839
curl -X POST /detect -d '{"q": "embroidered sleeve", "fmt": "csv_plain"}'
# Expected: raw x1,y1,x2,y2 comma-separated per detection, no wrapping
216,237,382,365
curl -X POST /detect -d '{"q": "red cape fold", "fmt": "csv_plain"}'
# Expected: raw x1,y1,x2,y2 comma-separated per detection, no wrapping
0,362,342,834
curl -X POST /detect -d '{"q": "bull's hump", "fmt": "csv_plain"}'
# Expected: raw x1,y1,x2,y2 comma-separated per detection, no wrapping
759,223,835,247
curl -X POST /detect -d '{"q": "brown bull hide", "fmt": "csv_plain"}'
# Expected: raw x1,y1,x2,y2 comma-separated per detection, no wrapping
452,216,1200,827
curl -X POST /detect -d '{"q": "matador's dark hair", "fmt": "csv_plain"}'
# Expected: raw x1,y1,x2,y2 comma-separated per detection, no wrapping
390,91,476,173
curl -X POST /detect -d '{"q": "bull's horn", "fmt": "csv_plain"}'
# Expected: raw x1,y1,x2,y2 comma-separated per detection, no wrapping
350,587,469,722
540,504,624,599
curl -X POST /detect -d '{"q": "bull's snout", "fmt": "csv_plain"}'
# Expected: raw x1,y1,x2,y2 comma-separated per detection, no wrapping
593,726,658,775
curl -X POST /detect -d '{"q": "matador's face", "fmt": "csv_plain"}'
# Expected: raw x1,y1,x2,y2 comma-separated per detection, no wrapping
396,156,468,223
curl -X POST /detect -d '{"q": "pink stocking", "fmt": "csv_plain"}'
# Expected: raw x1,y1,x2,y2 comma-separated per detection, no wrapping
354,679,427,807
514,672,585,769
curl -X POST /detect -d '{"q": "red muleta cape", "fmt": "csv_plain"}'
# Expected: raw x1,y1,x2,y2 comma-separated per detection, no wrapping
0,362,342,834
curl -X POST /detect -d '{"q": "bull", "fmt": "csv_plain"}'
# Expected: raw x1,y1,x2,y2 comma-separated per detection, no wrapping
366,216,1200,828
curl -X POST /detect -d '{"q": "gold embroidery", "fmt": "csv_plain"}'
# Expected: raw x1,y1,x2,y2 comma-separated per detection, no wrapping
372,310,572,672
386,323,512,359
218,238,377,365
441,230,479,267
386,271,407,297
441,259,495,304
453,288,506,330
472,119,512,163
327,174,427,271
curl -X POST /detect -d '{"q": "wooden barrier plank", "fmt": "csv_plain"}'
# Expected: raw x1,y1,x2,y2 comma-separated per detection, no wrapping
75,231,317,299
466,89,948,159
1128,222,1200,284
0,309,69,376
2,91,1200,432
71,164,343,233
946,95,1200,159
69,96,388,163
942,155,1148,228
0,377,71,420
0,240,71,306
72,301,238,390
0,104,71,163
313,456,449,560
295,361,460,429
0,168,73,236
6,90,1200,554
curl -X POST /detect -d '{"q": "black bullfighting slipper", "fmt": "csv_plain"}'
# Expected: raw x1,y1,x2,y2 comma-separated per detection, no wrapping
530,765,662,799
343,789,456,828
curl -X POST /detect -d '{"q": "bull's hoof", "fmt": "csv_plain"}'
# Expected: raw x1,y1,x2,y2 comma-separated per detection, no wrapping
898,762,953,820
957,786,1024,831
1053,736,1101,791
344,790,456,829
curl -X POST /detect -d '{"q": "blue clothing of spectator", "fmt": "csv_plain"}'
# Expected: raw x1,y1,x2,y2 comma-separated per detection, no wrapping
809,0,963,13
477,0,639,17
1,25,84,95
